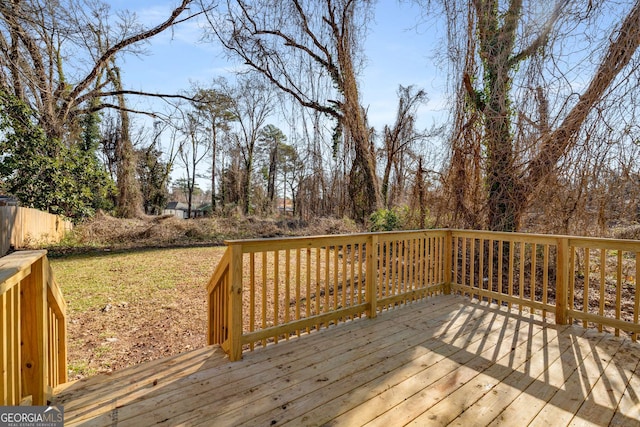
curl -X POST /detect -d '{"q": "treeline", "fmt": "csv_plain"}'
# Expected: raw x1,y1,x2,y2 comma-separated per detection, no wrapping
1,1,639,236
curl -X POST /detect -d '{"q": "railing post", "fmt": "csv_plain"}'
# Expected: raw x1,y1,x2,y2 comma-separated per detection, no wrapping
20,255,48,405
228,244,244,361
444,230,452,294
556,237,569,325
366,235,378,318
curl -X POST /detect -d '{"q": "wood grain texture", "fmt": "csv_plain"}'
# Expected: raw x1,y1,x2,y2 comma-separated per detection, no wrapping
53,295,640,426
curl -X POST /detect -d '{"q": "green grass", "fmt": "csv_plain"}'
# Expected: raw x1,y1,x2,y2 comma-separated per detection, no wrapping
49,246,227,378
50,246,227,315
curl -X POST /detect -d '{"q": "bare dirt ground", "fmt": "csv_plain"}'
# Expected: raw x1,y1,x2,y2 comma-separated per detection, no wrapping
48,214,362,380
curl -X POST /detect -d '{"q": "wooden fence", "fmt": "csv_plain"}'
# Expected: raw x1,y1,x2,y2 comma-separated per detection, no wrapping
0,206,72,257
208,229,640,361
0,250,67,405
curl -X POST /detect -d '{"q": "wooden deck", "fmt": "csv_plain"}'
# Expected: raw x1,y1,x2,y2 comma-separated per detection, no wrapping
52,294,640,426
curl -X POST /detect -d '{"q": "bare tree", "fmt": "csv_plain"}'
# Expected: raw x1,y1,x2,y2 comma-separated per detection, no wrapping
203,0,381,220
436,0,640,231
380,85,429,208
220,75,274,214
190,82,237,212
0,0,201,216
0,0,195,140
177,106,212,219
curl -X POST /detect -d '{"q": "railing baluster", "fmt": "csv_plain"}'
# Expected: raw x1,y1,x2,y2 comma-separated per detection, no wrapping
569,244,576,324
599,250,606,333
507,240,516,310
250,253,255,350
350,244,356,316
584,248,590,329
274,251,280,342
295,248,301,337
518,242,524,312
543,244,549,320
634,252,640,342
262,252,268,347
306,248,311,333
285,250,290,338
616,250,623,337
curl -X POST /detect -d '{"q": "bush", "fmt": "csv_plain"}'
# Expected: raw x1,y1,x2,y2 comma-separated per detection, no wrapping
369,208,401,232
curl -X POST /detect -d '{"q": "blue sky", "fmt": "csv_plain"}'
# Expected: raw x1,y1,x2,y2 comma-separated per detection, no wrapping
115,1,448,132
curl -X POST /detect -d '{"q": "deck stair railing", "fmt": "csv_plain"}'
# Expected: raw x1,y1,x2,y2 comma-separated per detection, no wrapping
207,230,449,360
208,229,640,361
0,250,67,405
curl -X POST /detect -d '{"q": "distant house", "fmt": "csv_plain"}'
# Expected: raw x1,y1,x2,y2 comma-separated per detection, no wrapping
163,202,211,219
163,202,189,219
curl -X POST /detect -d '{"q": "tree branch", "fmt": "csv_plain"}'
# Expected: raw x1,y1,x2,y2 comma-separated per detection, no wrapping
523,1,640,195
509,0,565,66
63,0,193,119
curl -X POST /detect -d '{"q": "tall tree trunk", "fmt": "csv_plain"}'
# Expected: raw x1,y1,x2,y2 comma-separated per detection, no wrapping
109,66,143,218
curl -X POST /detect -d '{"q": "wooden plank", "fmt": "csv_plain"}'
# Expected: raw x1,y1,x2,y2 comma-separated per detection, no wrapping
635,252,640,341
450,325,594,426
228,244,243,361
584,248,590,328
1,291,6,405
569,238,640,253
408,314,574,426
568,337,640,425
616,250,623,337
78,301,452,426
500,330,626,426
557,238,569,325
345,305,542,427
259,303,529,427
241,304,368,345
366,236,378,318
377,285,445,308
600,249,606,333
53,294,640,427
0,250,47,294
450,230,559,246
609,345,640,425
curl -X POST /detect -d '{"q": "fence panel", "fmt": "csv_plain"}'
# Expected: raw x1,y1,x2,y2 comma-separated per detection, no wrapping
0,207,72,256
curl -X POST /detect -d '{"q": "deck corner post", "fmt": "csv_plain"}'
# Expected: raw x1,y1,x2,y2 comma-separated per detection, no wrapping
366,234,379,318
228,244,244,361
444,230,453,294
556,237,569,325
20,253,48,405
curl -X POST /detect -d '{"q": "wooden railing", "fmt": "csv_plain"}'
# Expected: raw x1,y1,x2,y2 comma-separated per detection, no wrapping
208,229,640,361
449,230,640,339
207,230,449,360
0,250,67,405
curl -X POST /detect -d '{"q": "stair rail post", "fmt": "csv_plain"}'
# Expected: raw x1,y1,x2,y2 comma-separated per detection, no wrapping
228,243,244,361
20,254,48,405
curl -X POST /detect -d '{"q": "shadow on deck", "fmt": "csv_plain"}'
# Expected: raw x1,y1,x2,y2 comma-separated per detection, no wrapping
53,294,640,426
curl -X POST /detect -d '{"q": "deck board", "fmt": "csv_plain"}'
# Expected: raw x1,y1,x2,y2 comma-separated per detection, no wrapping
52,294,640,426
